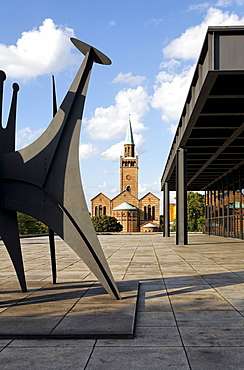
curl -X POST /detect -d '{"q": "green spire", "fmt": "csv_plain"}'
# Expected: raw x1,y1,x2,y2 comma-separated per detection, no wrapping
125,115,135,145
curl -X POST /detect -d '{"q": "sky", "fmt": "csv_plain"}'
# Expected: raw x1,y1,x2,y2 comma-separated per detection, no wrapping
0,0,244,211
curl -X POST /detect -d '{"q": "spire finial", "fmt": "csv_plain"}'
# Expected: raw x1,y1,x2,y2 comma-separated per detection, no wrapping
125,115,134,145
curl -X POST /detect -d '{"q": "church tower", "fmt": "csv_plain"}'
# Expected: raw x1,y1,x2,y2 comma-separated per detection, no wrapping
120,117,139,198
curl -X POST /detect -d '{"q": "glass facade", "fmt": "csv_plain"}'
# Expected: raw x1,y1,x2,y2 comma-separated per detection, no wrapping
205,165,244,239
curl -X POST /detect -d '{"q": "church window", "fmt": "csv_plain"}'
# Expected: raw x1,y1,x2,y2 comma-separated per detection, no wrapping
95,206,98,216
103,206,106,215
126,186,131,192
148,205,152,220
99,205,103,216
152,206,155,220
128,147,130,152
144,206,147,220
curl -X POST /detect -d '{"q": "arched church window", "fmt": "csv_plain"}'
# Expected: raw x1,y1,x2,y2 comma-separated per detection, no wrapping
99,205,103,216
103,206,106,215
144,206,147,220
95,206,98,216
126,186,131,192
148,205,151,220
152,206,155,220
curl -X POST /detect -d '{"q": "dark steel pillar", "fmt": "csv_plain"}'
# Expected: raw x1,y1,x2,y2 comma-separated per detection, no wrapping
163,182,170,237
176,148,188,245
227,174,230,237
239,166,243,239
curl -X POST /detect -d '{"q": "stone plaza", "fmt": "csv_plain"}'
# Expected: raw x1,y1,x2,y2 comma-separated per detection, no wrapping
1,233,244,369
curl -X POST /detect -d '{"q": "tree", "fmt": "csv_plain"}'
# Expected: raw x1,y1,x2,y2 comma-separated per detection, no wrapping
170,191,205,232
187,191,205,232
17,213,49,235
91,215,123,232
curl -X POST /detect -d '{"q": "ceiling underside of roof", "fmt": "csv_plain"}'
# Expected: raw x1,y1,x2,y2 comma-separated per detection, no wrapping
167,71,244,191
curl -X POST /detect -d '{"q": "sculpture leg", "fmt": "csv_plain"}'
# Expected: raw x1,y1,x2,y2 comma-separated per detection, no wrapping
0,209,27,292
48,228,57,284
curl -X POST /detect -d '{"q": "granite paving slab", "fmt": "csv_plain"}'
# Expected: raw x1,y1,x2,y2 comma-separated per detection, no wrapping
86,347,190,370
0,347,93,370
186,347,244,370
179,326,244,346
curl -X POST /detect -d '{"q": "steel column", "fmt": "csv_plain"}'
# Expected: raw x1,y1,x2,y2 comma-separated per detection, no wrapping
163,182,170,237
176,148,188,245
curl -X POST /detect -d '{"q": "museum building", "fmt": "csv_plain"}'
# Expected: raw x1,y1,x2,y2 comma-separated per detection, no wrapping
161,26,244,244
91,119,160,232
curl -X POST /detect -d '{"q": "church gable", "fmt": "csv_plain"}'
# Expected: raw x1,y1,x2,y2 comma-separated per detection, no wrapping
139,192,160,201
112,190,139,210
91,193,111,217
139,192,160,225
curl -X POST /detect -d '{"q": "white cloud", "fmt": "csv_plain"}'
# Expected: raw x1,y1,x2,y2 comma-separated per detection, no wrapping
79,143,98,159
112,72,146,86
138,181,160,195
151,65,195,122
98,181,107,189
167,124,178,134
188,3,210,12
16,127,44,149
215,0,232,6
108,20,116,26
0,18,78,80
159,59,181,71
101,141,123,161
147,18,164,26
163,7,244,61
101,134,146,161
84,86,149,140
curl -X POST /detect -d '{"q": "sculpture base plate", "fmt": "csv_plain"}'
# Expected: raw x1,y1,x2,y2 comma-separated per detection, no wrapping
0,280,138,339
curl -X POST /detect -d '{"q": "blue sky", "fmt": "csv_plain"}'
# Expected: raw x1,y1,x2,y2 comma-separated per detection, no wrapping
0,0,244,211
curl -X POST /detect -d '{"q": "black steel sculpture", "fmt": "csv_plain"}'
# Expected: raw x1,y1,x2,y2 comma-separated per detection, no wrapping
0,38,121,300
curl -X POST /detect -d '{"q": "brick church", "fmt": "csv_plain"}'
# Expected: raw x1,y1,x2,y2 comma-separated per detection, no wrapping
91,118,160,232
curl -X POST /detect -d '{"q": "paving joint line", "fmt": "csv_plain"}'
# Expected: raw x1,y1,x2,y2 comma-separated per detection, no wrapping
153,237,192,370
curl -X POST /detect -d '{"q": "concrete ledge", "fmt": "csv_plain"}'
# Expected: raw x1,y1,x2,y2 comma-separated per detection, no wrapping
0,281,139,340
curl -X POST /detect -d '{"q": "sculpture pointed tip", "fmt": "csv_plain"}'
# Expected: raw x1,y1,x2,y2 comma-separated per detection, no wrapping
70,38,112,65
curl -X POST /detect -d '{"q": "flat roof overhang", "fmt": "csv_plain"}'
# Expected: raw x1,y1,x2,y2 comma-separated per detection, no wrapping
161,26,244,192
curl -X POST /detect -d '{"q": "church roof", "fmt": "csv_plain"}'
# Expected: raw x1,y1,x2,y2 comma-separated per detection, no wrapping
90,192,110,201
113,202,137,211
142,222,158,228
124,117,135,145
139,192,160,201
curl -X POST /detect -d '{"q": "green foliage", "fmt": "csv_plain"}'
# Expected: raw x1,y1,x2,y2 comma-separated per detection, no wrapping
187,191,205,232
17,213,49,235
171,218,176,232
170,191,205,232
91,215,123,232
